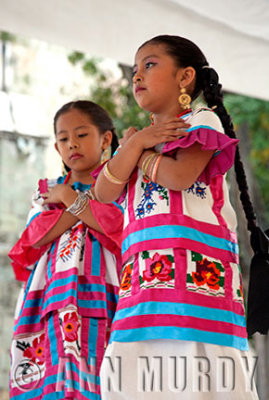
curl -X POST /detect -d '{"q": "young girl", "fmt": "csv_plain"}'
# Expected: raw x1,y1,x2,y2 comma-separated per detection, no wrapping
9,100,123,400
95,36,258,398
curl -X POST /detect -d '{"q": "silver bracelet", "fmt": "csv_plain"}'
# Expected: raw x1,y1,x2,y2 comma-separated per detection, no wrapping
66,191,89,216
85,188,95,200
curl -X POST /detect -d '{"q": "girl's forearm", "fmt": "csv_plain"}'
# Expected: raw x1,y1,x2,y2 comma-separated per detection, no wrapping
95,135,144,203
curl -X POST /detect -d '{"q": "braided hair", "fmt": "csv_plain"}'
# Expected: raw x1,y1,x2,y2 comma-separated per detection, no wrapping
53,100,119,159
140,35,256,233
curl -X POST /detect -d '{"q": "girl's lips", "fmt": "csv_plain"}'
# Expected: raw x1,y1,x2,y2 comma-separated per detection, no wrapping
135,86,146,94
70,153,83,160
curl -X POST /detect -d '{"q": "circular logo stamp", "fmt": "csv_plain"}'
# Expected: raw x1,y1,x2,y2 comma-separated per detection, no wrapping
14,360,41,391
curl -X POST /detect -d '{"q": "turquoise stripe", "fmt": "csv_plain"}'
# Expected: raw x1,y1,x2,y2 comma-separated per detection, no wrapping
113,301,246,327
23,297,43,308
88,318,98,363
47,242,56,280
48,313,59,366
11,366,101,400
43,289,106,310
186,124,216,132
14,314,41,328
122,225,238,255
26,212,41,227
106,292,119,303
110,326,248,351
91,238,101,276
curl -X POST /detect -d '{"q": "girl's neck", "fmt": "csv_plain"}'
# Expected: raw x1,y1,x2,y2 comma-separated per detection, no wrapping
152,106,190,124
67,169,96,185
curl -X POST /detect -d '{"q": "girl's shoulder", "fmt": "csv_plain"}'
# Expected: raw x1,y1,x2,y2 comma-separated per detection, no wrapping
188,107,224,133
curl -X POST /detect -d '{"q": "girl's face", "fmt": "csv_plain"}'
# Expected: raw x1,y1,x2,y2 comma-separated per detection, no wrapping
132,43,184,115
55,109,110,175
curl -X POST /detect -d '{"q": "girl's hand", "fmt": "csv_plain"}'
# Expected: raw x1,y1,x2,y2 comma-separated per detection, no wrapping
42,184,73,205
131,119,191,151
119,126,138,146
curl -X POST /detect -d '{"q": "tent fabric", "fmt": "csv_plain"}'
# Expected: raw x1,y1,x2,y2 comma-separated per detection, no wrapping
0,0,269,100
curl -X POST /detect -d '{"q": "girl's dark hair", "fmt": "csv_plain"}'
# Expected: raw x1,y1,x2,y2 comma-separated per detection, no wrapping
140,35,256,232
54,100,119,156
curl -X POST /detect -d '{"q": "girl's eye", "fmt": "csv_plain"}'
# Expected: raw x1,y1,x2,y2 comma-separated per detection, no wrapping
132,69,138,77
59,137,67,142
78,133,88,138
145,62,156,69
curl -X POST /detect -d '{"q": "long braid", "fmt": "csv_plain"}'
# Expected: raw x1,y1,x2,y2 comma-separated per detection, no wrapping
200,67,257,233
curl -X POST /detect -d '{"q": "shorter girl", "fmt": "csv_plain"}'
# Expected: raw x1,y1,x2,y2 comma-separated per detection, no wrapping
9,101,123,400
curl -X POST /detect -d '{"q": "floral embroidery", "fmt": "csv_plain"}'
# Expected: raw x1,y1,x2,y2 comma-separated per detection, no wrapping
120,263,133,291
61,311,80,342
192,258,220,290
186,181,207,199
135,175,169,219
22,333,45,365
143,253,173,282
140,251,175,289
58,223,84,262
187,251,225,297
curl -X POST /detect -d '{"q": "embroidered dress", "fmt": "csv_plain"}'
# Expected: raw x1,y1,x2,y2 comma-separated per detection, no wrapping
100,108,259,399
109,107,248,350
9,175,123,400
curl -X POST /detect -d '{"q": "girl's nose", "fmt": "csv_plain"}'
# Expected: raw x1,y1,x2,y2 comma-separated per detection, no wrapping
133,73,142,84
69,139,78,149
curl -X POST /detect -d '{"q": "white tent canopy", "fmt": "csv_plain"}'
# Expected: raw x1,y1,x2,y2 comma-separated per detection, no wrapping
1,0,269,100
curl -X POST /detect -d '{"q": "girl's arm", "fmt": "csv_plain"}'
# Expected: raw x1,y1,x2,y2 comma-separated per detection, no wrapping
34,185,103,247
95,119,190,203
137,144,214,191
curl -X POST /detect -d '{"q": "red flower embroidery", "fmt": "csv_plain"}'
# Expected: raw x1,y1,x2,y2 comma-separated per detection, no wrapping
192,258,220,290
143,253,173,282
23,333,45,365
120,264,132,291
62,312,80,342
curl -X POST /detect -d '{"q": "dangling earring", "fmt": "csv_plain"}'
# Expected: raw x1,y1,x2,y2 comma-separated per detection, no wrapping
178,88,192,110
62,161,68,175
150,113,154,125
101,148,110,164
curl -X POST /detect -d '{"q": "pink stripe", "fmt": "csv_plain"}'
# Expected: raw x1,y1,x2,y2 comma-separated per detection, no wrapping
210,175,228,227
170,188,183,214
224,261,233,300
123,238,239,264
112,314,247,338
122,214,237,242
84,234,93,275
116,288,245,316
174,248,187,290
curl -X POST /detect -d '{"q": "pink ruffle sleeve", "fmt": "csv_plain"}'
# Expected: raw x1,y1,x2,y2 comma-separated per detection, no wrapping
89,200,123,258
9,209,64,281
162,127,239,185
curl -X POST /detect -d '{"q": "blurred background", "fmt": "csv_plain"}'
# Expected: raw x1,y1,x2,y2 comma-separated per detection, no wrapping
0,0,268,398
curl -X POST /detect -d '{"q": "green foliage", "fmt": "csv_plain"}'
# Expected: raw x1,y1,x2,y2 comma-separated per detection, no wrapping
224,94,269,221
67,52,149,137
0,31,16,42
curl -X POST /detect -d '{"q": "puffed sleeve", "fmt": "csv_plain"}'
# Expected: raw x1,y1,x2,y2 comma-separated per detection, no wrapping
9,180,64,281
161,108,239,185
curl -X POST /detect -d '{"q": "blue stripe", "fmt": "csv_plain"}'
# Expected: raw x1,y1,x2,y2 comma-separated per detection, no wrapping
110,326,248,351
26,212,41,227
42,289,106,310
91,238,101,276
113,301,246,327
88,318,98,363
47,242,56,280
186,124,216,133
106,292,119,303
48,313,59,366
122,225,238,255
11,367,101,400
14,314,41,328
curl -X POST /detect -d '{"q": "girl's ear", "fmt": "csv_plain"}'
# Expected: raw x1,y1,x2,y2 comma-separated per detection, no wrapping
101,130,113,150
54,142,59,153
177,66,196,89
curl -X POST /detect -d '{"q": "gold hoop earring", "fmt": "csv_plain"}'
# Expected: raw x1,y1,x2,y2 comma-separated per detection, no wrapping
178,88,191,110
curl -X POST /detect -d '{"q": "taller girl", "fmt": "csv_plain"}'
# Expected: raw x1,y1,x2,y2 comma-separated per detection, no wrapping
95,35,258,398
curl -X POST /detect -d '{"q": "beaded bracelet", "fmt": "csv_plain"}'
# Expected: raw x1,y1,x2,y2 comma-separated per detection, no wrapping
103,162,129,185
66,191,89,216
